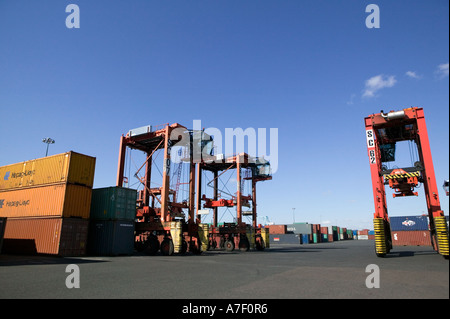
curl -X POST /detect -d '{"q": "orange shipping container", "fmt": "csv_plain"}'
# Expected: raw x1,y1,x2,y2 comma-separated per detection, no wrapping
0,151,96,191
2,217,89,256
0,184,92,218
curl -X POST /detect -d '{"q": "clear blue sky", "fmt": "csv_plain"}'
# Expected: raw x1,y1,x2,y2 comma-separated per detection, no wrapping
0,0,448,230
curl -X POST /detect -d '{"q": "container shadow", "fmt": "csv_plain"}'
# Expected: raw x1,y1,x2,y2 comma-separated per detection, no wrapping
0,254,110,267
385,249,439,258
269,245,347,252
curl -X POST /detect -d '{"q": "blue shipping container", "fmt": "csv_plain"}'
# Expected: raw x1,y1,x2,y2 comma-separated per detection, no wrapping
390,215,429,231
301,234,309,244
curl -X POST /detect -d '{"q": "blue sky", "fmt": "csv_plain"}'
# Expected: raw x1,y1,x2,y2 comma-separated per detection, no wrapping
0,0,448,230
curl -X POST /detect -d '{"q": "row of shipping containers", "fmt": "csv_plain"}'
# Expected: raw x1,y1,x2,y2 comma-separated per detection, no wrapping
0,152,138,257
267,215,449,246
268,223,356,245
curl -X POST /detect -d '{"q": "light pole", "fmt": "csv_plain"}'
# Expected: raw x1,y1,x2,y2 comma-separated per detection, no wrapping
42,138,55,157
292,208,296,224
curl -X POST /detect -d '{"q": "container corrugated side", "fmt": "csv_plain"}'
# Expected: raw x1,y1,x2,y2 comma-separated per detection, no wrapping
390,216,429,231
0,217,6,253
300,234,309,244
0,151,96,191
2,217,88,256
268,224,287,234
269,233,300,245
0,184,92,218
286,223,311,234
89,187,137,220
66,152,96,187
88,219,135,256
391,230,432,246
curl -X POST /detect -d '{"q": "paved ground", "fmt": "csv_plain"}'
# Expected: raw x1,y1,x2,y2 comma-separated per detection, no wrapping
0,240,448,300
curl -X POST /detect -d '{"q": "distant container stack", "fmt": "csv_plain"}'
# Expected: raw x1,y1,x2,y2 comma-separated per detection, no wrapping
390,215,432,247
267,224,287,234
266,222,371,245
320,227,329,242
358,229,369,240
0,152,96,256
87,187,137,256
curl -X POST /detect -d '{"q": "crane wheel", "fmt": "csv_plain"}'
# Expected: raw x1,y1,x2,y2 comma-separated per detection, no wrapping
256,238,265,251
144,235,160,255
434,216,449,258
374,218,388,257
225,239,235,252
181,240,188,254
239,237,250,252
161,238,174,256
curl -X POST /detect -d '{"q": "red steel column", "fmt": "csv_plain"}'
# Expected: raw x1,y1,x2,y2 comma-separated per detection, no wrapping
364,119,388,220
188,160,196,224
160,125,171,223
252,178,257,228
236,155,242,225
195,163,202,224
415,108,444,218
116,135,127,187
213,170,218,227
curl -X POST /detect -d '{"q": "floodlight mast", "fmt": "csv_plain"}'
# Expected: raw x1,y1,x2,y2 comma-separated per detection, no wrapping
42,138,55,157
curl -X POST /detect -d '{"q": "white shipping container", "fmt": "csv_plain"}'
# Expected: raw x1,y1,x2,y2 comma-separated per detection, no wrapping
358,235,369,240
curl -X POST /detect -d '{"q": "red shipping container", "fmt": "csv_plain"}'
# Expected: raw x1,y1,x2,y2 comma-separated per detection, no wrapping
312,224,320,233
268,225,287,234
320,227,328,234
391,230,432,247
3,217,89,256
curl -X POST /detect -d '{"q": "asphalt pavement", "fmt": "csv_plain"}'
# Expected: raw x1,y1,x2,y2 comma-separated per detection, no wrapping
0,240,448,300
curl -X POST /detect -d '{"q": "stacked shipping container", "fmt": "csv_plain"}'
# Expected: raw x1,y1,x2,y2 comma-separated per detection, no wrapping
0,152,96,256
0,217,6,254
87,187,137,256
390,216,432,247
357,229,369,240
266,223,369,245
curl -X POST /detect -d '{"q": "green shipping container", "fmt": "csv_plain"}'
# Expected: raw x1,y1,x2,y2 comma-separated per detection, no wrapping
87,219,135,256
90,187,137,220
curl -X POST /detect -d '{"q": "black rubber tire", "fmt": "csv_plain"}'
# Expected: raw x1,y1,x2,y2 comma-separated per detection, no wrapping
144,235,160,255
256,238,265,251
225,240,235,252
161,238,174,256
239,237,250,252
